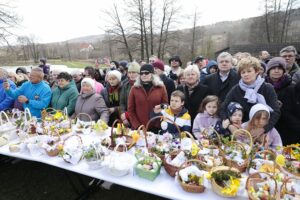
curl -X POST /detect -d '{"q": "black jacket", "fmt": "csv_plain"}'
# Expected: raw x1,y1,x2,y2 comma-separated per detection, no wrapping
220,82,281,133
202,69,240,102
276,82,300,145
177,83,212,124
160,74,175,102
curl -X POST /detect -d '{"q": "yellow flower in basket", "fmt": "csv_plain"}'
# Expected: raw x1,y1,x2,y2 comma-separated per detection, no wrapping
221,177,240,196
132,131,140,143
53,111,63,120
191,143,200,157
205,172,212,180
116,123,122,135
276,154,285,167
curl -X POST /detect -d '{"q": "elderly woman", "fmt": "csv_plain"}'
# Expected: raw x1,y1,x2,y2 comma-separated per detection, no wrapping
128,64,168,129
177,65,211,123
0,68,16,111
119,62,140,126
101,70,123,126
220,56,280,140
74,78,109,122
51,72,79,116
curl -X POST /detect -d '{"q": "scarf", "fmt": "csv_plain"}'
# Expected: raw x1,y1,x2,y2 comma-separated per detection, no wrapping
239,75,273,112
142,82,153,92
129,79,135,86
186,81,199,96
108,85,120,105
266,74,291,90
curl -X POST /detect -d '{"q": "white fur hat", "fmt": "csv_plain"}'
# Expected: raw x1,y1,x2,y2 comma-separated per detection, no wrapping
107,70,122,82
249,103,270,120
81,78,95,91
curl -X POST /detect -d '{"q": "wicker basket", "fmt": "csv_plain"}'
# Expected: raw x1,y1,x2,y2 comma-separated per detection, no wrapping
0,111,17,140
248,149,277,175
74,113,93,134
232,129,253,155
279,145,300,178
198,145,223,171
42,108,72,135
200,127,221,146
62,135,83,164
220,140,250,172
177,159,206,193
109,119,133,151
246,172,278,200
163,150,183,177
280,177,300,199
211,166,241,198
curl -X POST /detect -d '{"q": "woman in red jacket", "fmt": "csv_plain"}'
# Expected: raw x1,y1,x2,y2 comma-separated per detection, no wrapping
128,64,168,129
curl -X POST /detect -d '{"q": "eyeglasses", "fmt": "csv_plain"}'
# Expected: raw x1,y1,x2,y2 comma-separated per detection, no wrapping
140,71,150,75
281,55,295,58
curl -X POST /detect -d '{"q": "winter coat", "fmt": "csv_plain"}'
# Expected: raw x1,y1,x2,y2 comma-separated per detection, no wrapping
75,78,82,93
192,111,220,139
119,79,132,114
289,62,300,77
0,79,16,111
151,107,191,137
6,80,51,118
101,84,122,126
128,76,168,129
265,74,292,103
202,69,240,102
220,82,281,133
242,122,282,150
51,82,79,116
160,74,175,102
177,83,212,124
276,82,300,145
74,92,109,123
292,69,300,84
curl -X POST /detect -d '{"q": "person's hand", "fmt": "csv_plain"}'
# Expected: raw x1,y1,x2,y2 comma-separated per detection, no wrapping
153,105,162,113
222,119,230,129
3,81,10,90
18,95,28,103
251,128,265,141
109,107,115,114
120,113,126,121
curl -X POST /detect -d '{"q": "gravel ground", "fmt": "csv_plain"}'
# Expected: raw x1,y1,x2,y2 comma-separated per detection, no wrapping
0,156,167,200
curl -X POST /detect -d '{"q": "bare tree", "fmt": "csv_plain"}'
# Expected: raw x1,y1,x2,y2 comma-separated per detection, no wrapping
190,10,199,59
0,3,19,46
103,4,133,61
149,0,154,55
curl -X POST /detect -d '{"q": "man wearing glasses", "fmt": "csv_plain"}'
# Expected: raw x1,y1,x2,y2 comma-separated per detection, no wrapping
280,46,299,78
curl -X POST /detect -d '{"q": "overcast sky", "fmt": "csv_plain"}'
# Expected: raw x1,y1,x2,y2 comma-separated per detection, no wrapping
13,0,263,43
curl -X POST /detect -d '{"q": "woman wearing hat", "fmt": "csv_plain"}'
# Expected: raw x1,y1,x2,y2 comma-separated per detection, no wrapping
128,64,168,129
73,78,109,122
119,62,140,127
101,70,123,126
220,56,280,139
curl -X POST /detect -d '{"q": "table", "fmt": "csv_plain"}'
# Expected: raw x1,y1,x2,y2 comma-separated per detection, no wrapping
0,132,247,200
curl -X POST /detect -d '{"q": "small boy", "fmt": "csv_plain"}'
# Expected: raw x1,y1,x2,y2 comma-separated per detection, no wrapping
214,102,243,137
152,90,191,137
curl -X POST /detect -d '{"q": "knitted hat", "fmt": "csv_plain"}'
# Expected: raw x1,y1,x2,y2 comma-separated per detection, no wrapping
107,70,122,82
249,103,270,120
260,61,267,72
168,55,182,66
266,57,287,75
119,60,128,69
152,59,165,71
128,62,141,73
227,102,243,117
140,64,154,74
81,78,95,90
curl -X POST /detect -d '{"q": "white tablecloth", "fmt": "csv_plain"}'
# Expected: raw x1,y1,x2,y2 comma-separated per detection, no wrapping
0,131,247,200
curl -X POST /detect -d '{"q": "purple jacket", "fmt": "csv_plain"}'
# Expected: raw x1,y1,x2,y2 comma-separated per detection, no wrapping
192,111,220,139
242,122,283,149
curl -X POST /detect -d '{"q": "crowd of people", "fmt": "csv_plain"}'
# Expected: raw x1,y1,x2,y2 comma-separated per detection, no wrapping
0,45,300,147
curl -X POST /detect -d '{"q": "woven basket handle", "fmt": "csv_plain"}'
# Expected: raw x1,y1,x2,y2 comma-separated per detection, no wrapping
110,119,124,147
145,115,181,140
24,108,32,122
201,127,221,145
280,177,300,197
0,111,10,125
179,159,208,171
113,142,127,152
181,131,197,144
232,129,253,154
63,134,83,147
246,172,278,198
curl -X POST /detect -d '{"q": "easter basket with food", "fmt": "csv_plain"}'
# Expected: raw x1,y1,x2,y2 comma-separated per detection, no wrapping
277,145,300,178
74,113,93,135
83,143,108,170
134,152,162,181
60,135,84,165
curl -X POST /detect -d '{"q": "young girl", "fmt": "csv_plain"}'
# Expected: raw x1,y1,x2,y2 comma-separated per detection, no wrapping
242,103,282,149
215,102,243,137
193,95,220,140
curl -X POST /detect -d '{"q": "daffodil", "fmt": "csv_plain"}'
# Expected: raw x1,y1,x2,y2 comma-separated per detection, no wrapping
205,172,211,179
132,131,140,143
221,177,240,196
191,143,200,157
276,154,286,166
116,123,122,135
53,111,63,120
